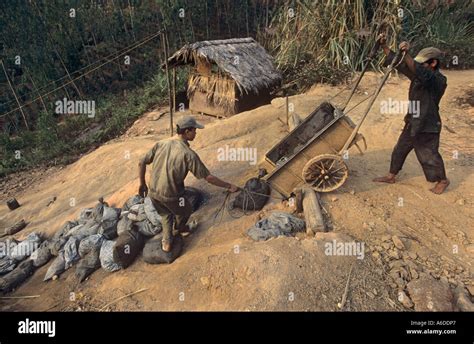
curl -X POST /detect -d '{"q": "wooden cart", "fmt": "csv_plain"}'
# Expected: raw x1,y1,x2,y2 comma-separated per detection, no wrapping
263,102,366,197
263,46,404,197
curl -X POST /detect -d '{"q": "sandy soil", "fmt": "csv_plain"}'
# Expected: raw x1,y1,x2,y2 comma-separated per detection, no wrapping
0,70,472,311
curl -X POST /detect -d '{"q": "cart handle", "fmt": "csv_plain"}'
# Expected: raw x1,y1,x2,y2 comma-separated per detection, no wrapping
339,48,405,154
341,30,385,111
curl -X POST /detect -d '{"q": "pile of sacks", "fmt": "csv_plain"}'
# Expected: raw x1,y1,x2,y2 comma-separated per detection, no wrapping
0,188,204,293
0,232,48,293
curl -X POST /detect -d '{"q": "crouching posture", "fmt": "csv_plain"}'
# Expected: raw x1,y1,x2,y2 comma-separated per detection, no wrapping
138,116,239,252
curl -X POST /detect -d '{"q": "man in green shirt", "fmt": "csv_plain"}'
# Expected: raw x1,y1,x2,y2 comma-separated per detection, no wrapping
138,116,239,252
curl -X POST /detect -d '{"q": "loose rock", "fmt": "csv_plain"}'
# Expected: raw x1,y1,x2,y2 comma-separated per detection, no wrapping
392,235,405,250
398,290,414,308
406,274,454,311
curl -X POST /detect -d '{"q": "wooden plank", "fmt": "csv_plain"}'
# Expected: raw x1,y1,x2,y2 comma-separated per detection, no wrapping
266,167,304,198
295,187,326,235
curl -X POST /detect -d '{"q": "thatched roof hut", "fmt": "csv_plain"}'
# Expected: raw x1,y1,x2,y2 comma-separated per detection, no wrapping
166,37,281,117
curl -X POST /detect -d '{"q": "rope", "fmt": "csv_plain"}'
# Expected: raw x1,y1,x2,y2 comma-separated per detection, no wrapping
327,54,378,104
344,91,375,115
211,180,288,225
394,51,407,69
0,29,164,118
339,52,407,116
0,24,165,109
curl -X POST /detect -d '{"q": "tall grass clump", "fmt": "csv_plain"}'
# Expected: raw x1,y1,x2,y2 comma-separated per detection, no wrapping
262,0,472,92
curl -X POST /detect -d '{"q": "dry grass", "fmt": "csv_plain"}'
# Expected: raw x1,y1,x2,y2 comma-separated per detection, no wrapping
260,0,473,91
187,73,236,111
264,1,401,73
167,38,281,95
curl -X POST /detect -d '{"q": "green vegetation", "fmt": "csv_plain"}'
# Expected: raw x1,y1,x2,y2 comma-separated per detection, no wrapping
0,69,188,176
1,0,472,176
263,0,473,93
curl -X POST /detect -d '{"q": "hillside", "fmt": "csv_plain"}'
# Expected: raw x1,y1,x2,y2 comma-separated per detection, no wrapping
0,70,473,311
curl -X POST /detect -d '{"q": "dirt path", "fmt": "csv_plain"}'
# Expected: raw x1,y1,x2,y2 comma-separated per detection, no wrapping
1,70,472,311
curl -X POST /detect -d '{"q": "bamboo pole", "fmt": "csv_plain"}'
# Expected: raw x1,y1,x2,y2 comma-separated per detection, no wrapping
1,30,163,119
24,66,47,112
32,1,83,98
340,50,404,154
1,60,29,130
127,0,136,41
162,31,173,136
55,49,83,98
0,295,40,300
205,1,209,39
172,68,177,113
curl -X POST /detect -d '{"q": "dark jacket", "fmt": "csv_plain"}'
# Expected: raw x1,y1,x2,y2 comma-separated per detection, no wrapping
385,51,447,136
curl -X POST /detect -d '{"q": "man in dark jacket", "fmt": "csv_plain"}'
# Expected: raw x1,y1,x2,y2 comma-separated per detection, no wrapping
373,35,449,194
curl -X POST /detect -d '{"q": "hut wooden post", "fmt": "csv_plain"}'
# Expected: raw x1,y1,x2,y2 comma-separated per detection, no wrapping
172,68,177,113
294,186,326,235
285,95,289,127
25,66,48,112
162,31,173,136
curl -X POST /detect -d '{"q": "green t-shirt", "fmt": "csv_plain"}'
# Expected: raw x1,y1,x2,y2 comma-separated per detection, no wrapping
141,136,210,202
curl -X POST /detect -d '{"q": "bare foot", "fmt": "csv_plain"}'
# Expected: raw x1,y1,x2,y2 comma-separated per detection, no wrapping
162,241,172,252
373,174,396,184
430,179,450,194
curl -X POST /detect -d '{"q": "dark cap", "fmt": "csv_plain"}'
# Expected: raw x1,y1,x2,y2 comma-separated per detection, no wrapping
176,116,204,130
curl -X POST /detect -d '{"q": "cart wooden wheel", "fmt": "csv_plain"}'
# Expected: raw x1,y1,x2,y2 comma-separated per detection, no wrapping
302,154,348,192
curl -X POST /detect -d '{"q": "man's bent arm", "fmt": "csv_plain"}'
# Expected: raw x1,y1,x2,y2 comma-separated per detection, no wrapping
138,160,147,186
205,174,232,189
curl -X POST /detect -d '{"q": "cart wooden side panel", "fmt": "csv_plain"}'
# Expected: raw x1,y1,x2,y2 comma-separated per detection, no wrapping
265,116,355,197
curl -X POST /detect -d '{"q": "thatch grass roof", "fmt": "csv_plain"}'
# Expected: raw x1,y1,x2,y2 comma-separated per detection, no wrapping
166,38,281,95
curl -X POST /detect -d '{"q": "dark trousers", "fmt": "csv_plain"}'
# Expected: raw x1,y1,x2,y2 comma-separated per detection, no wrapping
150,197,192,244
390,124,447,182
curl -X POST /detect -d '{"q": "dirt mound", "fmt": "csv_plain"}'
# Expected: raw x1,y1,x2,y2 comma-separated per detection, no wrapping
1,71,473,311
